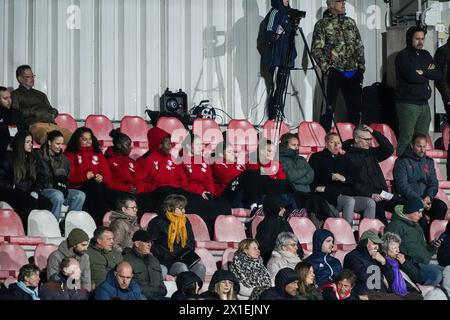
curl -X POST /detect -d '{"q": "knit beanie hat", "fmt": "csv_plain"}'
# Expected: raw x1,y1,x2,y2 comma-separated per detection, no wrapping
67,228,90,247
404,198,424,215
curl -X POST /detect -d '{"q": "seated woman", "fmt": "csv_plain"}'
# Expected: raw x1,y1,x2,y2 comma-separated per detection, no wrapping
230,239,272,300
0,131,51,230
147,194,206,281
200,270,240,300
6,264,41,300
65,127,113,225
295,261,323,300
267,232,302,283
37,130,86,221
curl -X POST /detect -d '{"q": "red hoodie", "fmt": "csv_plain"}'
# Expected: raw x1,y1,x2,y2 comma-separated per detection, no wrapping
180,156,215,195
65,146,113,188
246,160,287,180
105,147,138,193
211,161,245,197
135,127,184,193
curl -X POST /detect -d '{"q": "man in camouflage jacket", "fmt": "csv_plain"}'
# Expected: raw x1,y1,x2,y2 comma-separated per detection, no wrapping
312,0,365,132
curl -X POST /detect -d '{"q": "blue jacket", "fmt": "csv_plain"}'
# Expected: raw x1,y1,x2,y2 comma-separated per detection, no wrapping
393,146,439,200
305,229,342,287
95,269,143,300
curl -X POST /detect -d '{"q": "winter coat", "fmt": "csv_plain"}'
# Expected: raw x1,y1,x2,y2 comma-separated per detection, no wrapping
36,149,71,190
384,205,435,264
435,39,450,105
109,210,140,253
259,268,299,300
104,147,138,193
395,29,442,105
424,266,450,300
267,250,301,283
11,85,58,126
279,148,314,193
393,146,439,200
135,127,185,193
211,162,245,197
86,243,123,288
437,222,450,267
122,247,167,298
311,9,365,73
343,239,394,295
260,0,297,72
304,229,342,287
65,146,112,188
0,150,42,193
0,106,27,152
95,269,143,300
4,283,36,300
147,214,196,270
46,240,91,291
180,157,215,195
343,130,394,197
321,283,359,300
40,273,89,300
309,149,357,205
199,270,240,300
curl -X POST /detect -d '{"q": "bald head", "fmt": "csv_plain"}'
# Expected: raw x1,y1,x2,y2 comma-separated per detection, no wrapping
115,261,134,289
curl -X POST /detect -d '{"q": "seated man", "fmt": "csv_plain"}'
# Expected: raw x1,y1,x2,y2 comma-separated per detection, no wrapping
385,198,444,286
0,86,27,152
95,261,143,300
393,134,448,239
11,65,72,144
321,269,361,300
259,268,299,300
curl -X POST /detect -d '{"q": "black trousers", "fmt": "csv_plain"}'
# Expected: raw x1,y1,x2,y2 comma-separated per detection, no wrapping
79,180,115,226
321,68,364,132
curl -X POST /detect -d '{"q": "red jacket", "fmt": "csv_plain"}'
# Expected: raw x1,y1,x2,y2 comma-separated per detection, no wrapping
105,147,138,193
65,146,112,188
211,161,245,197
180,156,215,195
135,127,184,193
246,161,287,180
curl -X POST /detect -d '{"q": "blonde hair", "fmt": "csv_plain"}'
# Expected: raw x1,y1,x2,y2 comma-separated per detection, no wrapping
214,280,237,300
237,238,259,254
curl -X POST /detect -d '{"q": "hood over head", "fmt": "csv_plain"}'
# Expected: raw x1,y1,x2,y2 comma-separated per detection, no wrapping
147,127,170,154
312,229,335,255
208,270,240,294
275,268,298,297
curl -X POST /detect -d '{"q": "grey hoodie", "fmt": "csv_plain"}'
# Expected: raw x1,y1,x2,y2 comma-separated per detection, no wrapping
424,266,450,300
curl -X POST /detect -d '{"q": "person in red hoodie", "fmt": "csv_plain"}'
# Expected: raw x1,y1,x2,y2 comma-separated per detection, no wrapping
65,127,113,225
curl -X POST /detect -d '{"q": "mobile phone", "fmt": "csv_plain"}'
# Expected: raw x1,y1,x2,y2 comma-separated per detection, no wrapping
438,233,447,242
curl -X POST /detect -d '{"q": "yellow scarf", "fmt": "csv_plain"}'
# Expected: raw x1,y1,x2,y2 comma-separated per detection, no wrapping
166,211,188,253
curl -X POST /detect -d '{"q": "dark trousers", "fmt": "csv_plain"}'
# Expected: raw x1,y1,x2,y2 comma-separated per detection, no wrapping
420,198,448,241
375,195,407,225
266,67,291,120
79,180,114,226
321,68,363,132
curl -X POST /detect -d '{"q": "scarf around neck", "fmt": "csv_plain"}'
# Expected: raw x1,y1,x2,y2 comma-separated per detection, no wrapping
17,281,40,300
385,257,408,296
166,211,188,253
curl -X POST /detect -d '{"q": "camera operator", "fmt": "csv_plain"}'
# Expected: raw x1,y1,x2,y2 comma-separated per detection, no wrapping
312,0,365,132
261,0,298,120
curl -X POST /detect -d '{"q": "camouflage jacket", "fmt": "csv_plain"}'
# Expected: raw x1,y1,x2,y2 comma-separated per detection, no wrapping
312,10,365,73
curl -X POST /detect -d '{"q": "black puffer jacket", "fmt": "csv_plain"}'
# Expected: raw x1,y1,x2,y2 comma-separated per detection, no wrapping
259,268,299,300
0,106,27,152
171,271,203,300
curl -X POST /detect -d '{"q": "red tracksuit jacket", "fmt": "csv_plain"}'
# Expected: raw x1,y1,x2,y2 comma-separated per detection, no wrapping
180,156,215,195
246,160,287,180
211,161,245,197
105,147,138,193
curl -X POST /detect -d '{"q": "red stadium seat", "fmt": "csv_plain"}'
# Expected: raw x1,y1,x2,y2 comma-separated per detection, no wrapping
358,218,385,241
0,243,28,273
435,189,450,218
297,121,326,155
251,215,265,239
323,218,357,251
139,213,158,229
434,159,450,190
55,113,78,132
120,116,150,148
103,211,112,227
370,123,398,151
0,209,41,245
85,114,114,147
34,243,58,270
429,219,448,243
443,125,449,151
221,248,237,270
288,217,316,251
379,155,397,189
226,120,258,163
426,135,447,159
195,248,217,277
333,122,355,143
186,214,228,250
214,215,246,247
262,120,291,144
332,250,349,265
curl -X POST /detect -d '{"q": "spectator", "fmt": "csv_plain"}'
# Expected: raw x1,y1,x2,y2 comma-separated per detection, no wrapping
381,232,423,300
40,258,89,300
267,232,302,283
200,270,240,300
122,230,167,300
230,239,272,300
86,226,123,288
312,0,365,131
435,25,450,120
424,266,450,300
395,27,442,155
309,132,376,225
438,222,450,267
95,261,143,300
0,86,27,152
394,134,447,239
109,195,140,253
65,127,113,225
321,269,361,300
385,198,444,286
255,195,302,265
147,194,206,281
344,125,404,224
11,65,72,144
295,261,322,300
171,271,203,300
6,264,41,300
259,268,299,300
304,229,342,287
47,228,91,290
37,130,85,221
